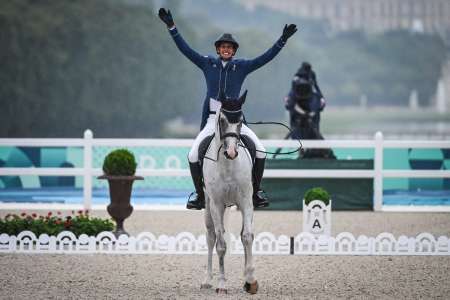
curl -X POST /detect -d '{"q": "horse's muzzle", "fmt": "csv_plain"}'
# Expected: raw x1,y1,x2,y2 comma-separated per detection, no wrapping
224,150,238,160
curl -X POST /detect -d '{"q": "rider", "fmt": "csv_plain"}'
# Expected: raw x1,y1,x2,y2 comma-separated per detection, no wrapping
158,8,297,210
295,62,325,103
285,61,325,136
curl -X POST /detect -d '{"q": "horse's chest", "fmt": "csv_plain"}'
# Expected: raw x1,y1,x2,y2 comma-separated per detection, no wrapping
205,173,247,198
206,171,242,185
214,184,242,206
205,174,238,188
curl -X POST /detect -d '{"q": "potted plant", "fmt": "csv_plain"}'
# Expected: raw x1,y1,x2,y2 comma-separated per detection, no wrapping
304,187,331,206
302,187,332,236
98,149,143,237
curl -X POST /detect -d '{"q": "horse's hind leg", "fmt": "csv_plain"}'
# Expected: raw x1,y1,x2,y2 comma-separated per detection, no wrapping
241,205,258,294
201,201,215,289
210,202,227,294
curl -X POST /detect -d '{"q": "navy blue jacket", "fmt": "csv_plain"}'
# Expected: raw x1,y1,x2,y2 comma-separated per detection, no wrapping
169,27,286,129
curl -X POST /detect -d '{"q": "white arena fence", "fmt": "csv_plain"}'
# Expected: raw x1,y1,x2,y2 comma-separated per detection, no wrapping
1,129,450,212
1,231,449,256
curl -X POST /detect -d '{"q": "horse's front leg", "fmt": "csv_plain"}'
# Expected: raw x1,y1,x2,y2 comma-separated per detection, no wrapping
209,200,227,294
201,198,215,289
241,203,258,294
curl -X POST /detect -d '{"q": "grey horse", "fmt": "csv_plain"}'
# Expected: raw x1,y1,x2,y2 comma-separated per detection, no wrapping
201,91,258,294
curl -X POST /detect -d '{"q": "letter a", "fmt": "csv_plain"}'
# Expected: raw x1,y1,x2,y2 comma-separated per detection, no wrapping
312,219,321,229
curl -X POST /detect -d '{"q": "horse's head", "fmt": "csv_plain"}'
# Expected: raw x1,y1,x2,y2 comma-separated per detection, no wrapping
216,90,247,160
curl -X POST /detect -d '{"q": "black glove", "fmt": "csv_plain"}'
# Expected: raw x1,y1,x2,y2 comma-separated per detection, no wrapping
158,8,174,28
281,24,297,42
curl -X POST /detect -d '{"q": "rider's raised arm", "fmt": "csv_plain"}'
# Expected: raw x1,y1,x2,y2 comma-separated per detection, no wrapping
169,27,207,69
158,8,206,69
242,24,297,74
242,38,286,74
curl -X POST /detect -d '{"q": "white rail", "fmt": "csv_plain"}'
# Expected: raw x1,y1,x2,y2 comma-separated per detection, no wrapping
2,231,449,256
1,129,450,211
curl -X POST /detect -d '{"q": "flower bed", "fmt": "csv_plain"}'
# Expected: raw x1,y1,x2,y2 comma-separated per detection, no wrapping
0,210,114,237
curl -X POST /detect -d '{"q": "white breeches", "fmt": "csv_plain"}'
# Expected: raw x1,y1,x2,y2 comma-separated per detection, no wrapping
188,114,266,162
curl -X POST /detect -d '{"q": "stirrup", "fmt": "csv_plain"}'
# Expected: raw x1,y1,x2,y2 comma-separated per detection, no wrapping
186,192,205,210
253,190,269,208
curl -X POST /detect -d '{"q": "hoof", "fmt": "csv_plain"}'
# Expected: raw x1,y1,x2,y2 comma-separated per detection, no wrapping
216,288,228,294
244,281,258,294
200,283,212,289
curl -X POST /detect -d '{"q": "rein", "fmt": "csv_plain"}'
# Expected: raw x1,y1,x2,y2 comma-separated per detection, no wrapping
203,142,222,163
204,120,304,162
241,121,303,156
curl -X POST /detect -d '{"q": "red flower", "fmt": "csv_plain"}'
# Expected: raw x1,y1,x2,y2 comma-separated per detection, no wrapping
47,212,52,217
57,211,62,215
20,212,26,217
55,220,61,225
31,213,37,218
78,210,83,215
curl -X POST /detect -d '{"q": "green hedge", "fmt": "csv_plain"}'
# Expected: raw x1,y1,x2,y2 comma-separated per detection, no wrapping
304,187,330,205
102,149,137,176
0,211,114,237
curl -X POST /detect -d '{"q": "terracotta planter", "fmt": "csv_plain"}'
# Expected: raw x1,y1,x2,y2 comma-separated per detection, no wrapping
98,175,144,237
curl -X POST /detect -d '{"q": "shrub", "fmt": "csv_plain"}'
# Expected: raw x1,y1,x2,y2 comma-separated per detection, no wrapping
304,187,331,205
0,211,114,237
102,148,137,176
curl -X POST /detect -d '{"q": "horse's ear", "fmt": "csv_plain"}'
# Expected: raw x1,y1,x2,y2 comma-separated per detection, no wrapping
238,90,247,105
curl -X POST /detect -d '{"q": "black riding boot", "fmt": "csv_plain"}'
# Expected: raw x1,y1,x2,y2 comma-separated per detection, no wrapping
253,158,269,208
186,162,205,210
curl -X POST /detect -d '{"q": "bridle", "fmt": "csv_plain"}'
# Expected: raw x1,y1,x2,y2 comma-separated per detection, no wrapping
219,108,243,140
217,107,244,160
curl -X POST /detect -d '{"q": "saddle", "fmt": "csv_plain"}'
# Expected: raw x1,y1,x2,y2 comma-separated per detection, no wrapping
198,134,256,165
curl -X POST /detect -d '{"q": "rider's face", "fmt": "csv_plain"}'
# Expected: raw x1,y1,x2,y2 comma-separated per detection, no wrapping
217,43,235,60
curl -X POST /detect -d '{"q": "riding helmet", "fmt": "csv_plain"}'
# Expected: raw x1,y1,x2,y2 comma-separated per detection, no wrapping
300,61,312,72
214,33,239,50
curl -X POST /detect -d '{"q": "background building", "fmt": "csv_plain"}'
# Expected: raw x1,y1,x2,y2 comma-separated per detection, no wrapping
240,0,450,41
241,0,450,113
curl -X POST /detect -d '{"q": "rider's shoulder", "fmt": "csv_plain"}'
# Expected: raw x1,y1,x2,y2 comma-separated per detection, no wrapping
230,58,248,66
203,55,218,62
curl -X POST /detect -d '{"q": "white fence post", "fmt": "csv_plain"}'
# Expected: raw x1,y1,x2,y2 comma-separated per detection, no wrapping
374,131,383,211
83,129,93,210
